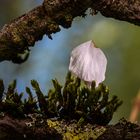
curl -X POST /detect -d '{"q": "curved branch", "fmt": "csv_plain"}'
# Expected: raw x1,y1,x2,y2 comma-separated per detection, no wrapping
92,0,140,26
0,0,139,63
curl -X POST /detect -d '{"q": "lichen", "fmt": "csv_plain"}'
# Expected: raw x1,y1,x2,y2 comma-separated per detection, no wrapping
46,119,106,140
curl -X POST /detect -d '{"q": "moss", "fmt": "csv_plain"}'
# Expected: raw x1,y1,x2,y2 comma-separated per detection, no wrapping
0,72,124,139
0,72,122,125
56,14,73,28
46,20,60,34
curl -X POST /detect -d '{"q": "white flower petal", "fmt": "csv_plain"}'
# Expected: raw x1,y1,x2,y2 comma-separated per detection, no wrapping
69,40,107,86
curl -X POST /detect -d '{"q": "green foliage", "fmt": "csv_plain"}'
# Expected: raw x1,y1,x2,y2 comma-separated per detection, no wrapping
48,72,123,125
0,80,38,117
0,72,122,125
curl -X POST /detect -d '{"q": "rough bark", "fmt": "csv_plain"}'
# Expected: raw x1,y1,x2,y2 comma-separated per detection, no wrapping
98,118,140,140
0,116,140,140
0,115,62,140
0,0,139,63
92,0,140,26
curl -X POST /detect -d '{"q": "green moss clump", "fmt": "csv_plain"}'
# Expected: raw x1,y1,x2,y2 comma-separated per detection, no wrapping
46,72,122,125
0,72,122,125
0,80,38,117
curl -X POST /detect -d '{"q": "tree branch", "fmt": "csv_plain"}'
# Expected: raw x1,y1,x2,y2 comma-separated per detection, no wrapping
0,0,139,63
92,0,140,26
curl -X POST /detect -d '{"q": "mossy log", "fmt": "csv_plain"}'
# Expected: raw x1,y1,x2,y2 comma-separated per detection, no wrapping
0,0,140,63
0,116,140,140
0,115,62,140
0,72,124,139
0,72,139,139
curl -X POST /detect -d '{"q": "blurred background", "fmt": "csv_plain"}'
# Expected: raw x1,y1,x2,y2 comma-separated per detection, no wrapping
0,0,140,123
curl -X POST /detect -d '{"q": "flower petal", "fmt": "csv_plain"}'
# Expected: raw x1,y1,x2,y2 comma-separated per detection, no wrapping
69,40,107,86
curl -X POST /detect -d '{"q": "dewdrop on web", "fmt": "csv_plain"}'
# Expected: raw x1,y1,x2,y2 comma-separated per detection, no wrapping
69,40,107,87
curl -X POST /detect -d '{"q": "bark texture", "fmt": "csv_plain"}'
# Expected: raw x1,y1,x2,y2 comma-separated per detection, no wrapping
0,0,140,63
0,116,62,140
0,116,140,140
